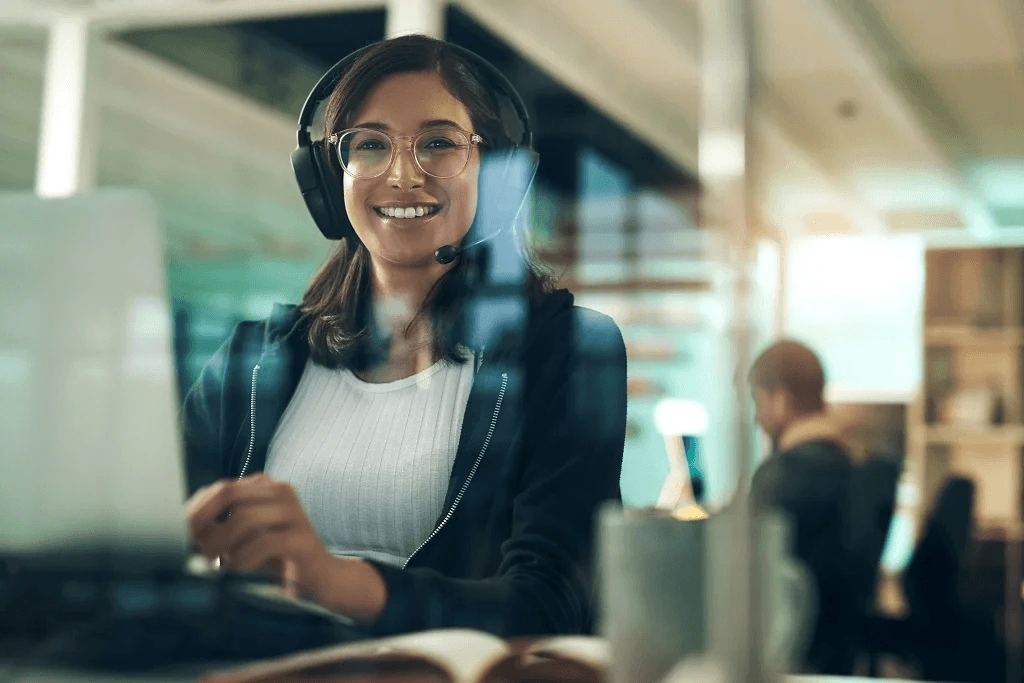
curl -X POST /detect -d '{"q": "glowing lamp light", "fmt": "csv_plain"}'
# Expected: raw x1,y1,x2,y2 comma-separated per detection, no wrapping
654,398,709,436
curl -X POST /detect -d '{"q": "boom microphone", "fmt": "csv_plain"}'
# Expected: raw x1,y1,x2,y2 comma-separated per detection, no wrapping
433,227,505,265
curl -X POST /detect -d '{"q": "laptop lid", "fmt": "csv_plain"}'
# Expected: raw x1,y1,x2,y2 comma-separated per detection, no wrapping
0,190,190,562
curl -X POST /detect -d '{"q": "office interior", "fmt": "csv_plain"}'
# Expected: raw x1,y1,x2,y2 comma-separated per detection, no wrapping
3,0,1024,680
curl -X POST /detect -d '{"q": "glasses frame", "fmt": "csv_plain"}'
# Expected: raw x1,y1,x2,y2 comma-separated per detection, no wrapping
327,126,485,180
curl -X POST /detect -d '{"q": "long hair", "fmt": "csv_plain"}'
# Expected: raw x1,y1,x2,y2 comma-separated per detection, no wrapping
300,34,551,370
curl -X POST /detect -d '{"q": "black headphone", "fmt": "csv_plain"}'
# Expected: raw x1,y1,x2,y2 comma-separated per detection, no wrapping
290,39,539,262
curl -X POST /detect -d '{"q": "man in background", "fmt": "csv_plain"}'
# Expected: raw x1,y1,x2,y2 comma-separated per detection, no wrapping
749,340,856,674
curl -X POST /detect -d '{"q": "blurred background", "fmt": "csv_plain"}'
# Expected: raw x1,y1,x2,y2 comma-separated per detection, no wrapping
4,0,1024,673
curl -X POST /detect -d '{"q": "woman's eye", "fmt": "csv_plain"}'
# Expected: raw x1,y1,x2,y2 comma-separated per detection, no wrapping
423,137,457,150
356,140,387,151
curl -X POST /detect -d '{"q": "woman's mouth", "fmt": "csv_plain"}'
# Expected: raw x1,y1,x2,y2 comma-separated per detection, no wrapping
374,205,441,219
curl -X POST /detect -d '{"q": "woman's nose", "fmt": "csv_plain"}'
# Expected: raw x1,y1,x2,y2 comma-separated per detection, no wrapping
388,144,425,190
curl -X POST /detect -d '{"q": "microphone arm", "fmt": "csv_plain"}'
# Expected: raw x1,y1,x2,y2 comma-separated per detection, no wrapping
433,227,505,265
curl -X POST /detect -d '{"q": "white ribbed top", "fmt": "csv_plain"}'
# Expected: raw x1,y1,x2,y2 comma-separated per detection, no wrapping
264,356,475,567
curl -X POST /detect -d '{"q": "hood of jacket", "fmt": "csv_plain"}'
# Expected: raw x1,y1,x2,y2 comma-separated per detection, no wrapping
777,410,859,456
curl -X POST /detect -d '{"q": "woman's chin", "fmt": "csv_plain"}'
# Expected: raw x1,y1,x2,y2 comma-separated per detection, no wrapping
375,247,445,269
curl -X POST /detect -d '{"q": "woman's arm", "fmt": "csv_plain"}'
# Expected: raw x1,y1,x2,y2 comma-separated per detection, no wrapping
179,321,258,495
180,341,229,496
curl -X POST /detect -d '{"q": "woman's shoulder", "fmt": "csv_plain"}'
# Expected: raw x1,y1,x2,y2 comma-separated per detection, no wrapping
531,288,610,325
229,303,304,346
529,289,625,357
569,305,622,339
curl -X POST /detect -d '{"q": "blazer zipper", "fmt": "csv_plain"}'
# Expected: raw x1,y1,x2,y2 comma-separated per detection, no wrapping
403,371,508,569
237,364,260,480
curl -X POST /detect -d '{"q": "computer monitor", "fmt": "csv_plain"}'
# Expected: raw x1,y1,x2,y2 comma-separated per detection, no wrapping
680,435,705,503
0,190,189,562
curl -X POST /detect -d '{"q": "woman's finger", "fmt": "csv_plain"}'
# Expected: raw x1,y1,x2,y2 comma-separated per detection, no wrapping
187,475,281,544
282,559,300,598
223,529,297,573
199,501,295,559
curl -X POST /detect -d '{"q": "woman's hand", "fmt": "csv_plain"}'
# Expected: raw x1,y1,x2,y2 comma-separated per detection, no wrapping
185,474,387,622
186,474,332,593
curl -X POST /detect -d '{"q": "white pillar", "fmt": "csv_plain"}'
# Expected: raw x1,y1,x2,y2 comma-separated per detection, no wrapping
35,15,99,198
385,0,444,39
700,0,762,682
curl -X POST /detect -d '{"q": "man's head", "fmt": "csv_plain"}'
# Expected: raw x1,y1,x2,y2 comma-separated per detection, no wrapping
749,340,826,446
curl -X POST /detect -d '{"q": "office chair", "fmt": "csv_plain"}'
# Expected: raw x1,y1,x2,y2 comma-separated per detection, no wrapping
864,477,1003,682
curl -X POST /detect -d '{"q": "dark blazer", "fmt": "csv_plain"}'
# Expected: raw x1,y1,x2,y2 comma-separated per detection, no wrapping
180,289,627,637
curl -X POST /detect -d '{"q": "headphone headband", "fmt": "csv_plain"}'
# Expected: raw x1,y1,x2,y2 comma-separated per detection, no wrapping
296,39,532,149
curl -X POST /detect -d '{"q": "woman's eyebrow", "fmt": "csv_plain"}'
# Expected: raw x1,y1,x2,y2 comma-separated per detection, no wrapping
353,121,390,131
420,119,462,129
352,119,464,132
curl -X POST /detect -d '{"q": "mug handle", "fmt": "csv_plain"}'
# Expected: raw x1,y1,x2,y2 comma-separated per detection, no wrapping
766,558,816,673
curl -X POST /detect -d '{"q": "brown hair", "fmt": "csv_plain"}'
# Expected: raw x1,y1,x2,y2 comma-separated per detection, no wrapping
299,34,551,370
749,340,826,414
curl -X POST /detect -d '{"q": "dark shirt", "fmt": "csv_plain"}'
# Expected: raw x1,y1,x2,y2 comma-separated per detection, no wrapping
752,438,855,674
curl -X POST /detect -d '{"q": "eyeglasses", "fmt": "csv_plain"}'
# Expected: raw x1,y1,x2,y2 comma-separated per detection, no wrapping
327,126,484,180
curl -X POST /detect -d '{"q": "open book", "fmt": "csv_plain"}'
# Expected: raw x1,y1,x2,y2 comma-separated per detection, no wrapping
201,629,608,683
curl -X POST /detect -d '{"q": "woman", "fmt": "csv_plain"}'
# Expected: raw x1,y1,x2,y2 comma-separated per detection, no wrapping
181,34,627,637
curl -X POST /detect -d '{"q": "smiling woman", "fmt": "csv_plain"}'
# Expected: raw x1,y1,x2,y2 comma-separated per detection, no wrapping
180,35,628,639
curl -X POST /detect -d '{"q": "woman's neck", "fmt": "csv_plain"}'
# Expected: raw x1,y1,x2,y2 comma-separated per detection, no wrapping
369,260,444,336
359,260,445,383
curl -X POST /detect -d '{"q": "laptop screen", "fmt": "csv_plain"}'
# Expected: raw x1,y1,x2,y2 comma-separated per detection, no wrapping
0,190,190,561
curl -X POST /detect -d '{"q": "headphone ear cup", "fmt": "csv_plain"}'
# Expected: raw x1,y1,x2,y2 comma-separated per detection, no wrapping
312,141,351,240
290,140,353,240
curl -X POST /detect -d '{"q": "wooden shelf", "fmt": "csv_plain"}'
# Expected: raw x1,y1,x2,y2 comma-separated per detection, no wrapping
555,277,712,293
625,338,677,362
627,375,664,398
925,325,1024,347
977,522,1024,542
926,424,1024,446
913,248,1024,629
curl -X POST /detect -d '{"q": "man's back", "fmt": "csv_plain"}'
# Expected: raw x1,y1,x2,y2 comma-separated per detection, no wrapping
753,432,855,674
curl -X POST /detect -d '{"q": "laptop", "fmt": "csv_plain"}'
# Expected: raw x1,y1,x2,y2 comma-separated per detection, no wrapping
0,191,356,666
0,189,188,561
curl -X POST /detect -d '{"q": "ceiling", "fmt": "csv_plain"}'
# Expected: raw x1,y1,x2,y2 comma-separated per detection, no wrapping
5,0,1024,242
755,0,1024,236
438,0,1024,239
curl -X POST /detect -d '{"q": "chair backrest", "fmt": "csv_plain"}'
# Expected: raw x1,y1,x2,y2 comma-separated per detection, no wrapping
903,476,975,620
844,455,901,611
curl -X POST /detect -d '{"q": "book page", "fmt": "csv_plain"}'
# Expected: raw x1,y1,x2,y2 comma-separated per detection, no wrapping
478,636,607,683
202,629,510,683
526,636,609,671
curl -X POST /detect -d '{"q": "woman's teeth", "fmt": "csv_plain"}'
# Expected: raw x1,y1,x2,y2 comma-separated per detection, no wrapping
376,206,439,218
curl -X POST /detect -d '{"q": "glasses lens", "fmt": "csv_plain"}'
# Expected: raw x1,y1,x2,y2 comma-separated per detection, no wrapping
415,128,472,179
338,129,392,178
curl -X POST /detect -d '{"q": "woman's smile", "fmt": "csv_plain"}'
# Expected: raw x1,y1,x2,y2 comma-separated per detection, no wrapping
372,203,443,220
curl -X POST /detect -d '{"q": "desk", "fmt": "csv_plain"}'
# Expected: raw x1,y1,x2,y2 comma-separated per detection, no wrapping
2,662,917,683
0,664,197,682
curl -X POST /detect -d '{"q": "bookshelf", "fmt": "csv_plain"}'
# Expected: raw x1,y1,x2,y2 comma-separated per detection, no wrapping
909,247,1024,532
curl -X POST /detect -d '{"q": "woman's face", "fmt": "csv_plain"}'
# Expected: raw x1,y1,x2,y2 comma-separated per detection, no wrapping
342,70,480,269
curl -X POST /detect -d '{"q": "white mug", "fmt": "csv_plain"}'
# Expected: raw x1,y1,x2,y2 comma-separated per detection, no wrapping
597,504,811,683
